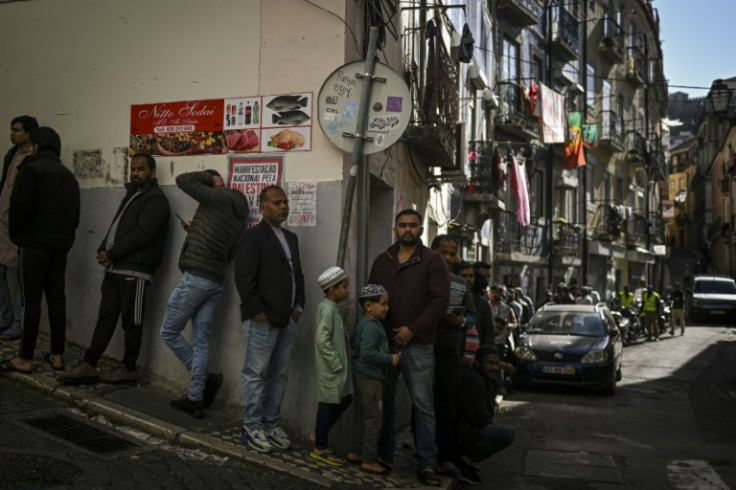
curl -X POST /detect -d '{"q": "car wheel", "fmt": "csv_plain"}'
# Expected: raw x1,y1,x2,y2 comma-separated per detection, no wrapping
603,368,617,396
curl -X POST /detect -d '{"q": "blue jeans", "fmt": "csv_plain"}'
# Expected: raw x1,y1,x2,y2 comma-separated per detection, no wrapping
241,317,298,430
160,272,223,401
0,264,22,328
379,341,436,468
462,423,515,463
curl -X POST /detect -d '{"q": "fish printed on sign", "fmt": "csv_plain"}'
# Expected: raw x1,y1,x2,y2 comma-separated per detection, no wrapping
266,95,308,112
272,110,311,126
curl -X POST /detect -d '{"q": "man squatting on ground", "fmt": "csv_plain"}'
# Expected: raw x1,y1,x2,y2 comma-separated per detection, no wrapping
61,154,170,384
160,170,248,419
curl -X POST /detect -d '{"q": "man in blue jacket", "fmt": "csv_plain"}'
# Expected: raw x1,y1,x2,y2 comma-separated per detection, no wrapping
61,154,170,383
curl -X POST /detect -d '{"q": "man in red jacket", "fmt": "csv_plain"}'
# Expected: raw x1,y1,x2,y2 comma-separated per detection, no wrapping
368,209,450,487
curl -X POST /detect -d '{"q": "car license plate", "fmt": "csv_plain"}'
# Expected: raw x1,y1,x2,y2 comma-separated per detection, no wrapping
543,365,575,375
712,310,725,315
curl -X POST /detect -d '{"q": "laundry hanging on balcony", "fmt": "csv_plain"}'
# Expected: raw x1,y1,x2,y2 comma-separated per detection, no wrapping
457,23,474,63
532,82,566,144
564,112,587,170
492,146,506,190
509,149,531,227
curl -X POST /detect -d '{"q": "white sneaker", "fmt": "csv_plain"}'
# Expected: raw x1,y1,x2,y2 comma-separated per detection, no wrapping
240,427,272,453
266,427,291,449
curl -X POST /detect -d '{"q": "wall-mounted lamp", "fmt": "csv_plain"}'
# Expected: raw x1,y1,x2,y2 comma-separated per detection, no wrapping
708,79,734,122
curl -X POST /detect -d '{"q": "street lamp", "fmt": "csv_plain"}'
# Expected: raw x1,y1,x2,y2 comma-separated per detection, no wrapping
708,79,733,119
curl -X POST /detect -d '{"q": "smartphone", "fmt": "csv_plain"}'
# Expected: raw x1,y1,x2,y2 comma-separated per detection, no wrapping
451,307,465,316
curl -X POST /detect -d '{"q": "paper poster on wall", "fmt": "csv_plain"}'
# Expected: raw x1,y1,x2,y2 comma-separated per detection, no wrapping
227,155,284,228
130,99,226,156
287,182,317,227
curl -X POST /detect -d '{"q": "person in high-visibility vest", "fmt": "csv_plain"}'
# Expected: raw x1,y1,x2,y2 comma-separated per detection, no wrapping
641,284,661,340
620,285,634,309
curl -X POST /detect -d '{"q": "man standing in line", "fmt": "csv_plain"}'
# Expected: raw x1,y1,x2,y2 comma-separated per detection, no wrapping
160,170,248,418
60,154,170,384
0,127,79,373
236,185,304,453
0,116,38,341
669,282,685,336
368,209,450,487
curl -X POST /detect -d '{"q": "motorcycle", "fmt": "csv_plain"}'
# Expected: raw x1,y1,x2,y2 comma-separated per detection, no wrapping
620,307,645,344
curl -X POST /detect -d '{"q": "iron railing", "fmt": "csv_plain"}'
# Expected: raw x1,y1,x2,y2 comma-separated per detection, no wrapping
599,111,624,151
494,81,540,140
626,212,648,244
494,209,545,256
599,16,625,63
626,45,646,84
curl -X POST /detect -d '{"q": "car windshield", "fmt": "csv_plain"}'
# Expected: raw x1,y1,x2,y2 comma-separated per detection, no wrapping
526,311,607,337
693,280,736,294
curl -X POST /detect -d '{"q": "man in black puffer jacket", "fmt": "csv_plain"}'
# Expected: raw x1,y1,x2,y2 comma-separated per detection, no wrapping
61,154,170,384
160,170,248,419
0,127,80,374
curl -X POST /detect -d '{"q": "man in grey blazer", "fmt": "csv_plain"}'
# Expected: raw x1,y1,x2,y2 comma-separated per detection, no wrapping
235,185,305,454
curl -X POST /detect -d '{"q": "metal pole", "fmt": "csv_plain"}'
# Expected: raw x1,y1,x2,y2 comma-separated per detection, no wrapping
336,27,380,268
357,153,369,291
643,33,651,286
580,7,588,287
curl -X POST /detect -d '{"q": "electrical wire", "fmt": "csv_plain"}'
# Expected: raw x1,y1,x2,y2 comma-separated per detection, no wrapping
300,0,360,53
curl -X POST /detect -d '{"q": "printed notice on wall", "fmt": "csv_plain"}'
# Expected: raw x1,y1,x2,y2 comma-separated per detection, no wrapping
227,155,284,228
287,182,317,227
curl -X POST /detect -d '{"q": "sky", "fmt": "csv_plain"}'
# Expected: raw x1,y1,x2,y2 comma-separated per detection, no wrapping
656,0,736,98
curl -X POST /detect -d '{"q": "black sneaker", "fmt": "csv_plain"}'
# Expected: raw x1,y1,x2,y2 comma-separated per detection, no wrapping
459,467,482,485
202,373,223,408
170,395,204,419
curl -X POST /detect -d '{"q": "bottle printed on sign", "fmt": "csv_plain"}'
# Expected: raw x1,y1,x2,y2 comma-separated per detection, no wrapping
245,103,252,125
253,101,259,124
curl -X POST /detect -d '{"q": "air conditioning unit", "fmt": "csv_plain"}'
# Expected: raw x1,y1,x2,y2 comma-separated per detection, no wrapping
483,88,498,109
553,64,578,86
466,62,488,90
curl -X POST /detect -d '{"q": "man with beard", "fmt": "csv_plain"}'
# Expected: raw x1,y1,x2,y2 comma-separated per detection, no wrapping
61,154,170,382
368,209,450,487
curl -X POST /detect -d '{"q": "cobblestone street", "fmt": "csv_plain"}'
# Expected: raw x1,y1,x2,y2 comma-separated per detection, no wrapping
0,376,323,490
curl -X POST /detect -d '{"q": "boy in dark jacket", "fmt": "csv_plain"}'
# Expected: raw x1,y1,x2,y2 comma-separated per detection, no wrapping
456,344,516,485
61,154,170,383
347,284,400,475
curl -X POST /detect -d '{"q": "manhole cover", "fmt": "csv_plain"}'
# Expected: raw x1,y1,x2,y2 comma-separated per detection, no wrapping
0,452,81,490
25,414,139,454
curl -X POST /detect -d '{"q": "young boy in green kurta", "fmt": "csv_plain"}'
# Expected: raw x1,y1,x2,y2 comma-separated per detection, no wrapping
310,266,354,466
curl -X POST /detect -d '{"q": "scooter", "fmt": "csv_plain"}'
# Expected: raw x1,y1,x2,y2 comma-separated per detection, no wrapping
620,307,645,344
658,300,671,336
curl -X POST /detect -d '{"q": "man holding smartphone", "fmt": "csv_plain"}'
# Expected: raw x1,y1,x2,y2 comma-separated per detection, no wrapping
429,234,476,482
61,154,170,383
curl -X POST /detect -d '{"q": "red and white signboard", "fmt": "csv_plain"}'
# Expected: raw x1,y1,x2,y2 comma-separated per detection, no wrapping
227,155,284,228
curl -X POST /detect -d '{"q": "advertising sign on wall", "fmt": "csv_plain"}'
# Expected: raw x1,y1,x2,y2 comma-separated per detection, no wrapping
131,93,312,156
227,155,284,228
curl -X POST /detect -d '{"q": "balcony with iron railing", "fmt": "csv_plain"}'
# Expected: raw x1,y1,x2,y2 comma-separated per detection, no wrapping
494,81,540,140
626,212,648,245
402,27,459,170
494,209,546,256
649,138,667,182
591,204,625,242
496,0,541,27
649,212,665,245
626,45,646,85
467,140,496,196
550,4,579,63
598,111,624,152
554,221,581,257
599,16,625,64
626,131,646,166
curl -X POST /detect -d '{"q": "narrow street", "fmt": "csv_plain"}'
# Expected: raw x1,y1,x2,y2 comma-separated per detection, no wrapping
478,323,736,489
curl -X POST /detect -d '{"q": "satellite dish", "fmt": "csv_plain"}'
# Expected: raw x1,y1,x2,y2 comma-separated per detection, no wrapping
635,169,648,187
